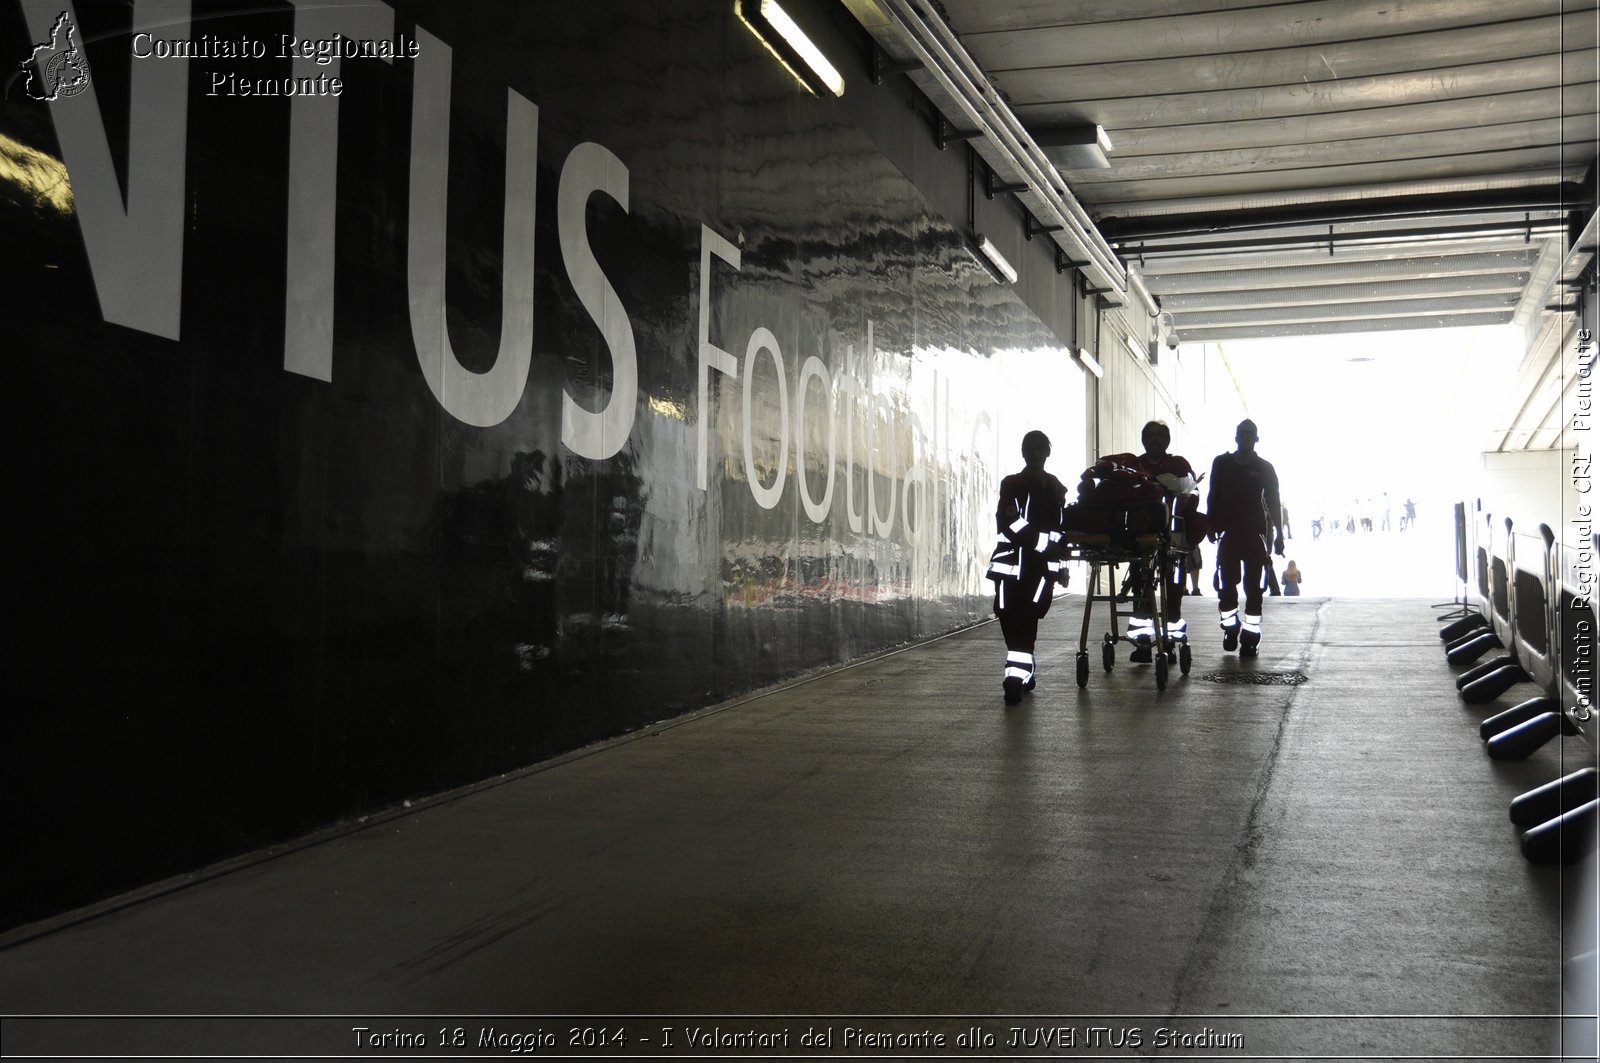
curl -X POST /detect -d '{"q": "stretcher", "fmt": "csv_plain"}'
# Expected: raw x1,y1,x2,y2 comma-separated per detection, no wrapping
1060,498,1193,690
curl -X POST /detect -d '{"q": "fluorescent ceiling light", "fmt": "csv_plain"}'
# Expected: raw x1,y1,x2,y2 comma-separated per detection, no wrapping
975,234,1018,284
1124,333,1147,361
1077,348,1103,378
740,0,845,97
762,1,844,95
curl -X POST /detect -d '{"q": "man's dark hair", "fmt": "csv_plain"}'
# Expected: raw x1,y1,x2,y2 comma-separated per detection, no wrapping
1022,430,1051,452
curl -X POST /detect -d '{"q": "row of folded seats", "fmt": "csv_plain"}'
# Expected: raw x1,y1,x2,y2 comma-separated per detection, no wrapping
1441,511,1598,864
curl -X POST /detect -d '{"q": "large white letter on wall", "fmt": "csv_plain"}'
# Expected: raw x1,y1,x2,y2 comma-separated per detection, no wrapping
283,0,395,381
559,142,638,459
22,0,189,341
697,225,741,489
742,327,789,510
407,27,537,428
902,411,927,545
795,355,837,523
867,390,898,539
838,361,865,534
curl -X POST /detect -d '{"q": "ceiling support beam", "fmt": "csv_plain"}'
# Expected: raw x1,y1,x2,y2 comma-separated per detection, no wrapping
1182,312,1516,342
1161,273,1531,313
1122,219,1568,259
1141,250,1543,292
1098,184,1587,241
1189,294,1520,329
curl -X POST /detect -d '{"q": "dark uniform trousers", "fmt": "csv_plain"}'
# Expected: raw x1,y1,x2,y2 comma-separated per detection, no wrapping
988,471,1068,686
1214,530,1268,643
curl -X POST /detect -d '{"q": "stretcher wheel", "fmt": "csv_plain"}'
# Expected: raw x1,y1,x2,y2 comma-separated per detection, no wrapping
1102,638,1115,673
1155,652,1169,690
1076,652,1089,688
1179,643,1192,674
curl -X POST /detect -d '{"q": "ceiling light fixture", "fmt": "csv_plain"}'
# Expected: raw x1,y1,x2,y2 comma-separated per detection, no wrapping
974,234,1018,284
738,0,845,97
1077,348,1103,378
1124,332,1147,361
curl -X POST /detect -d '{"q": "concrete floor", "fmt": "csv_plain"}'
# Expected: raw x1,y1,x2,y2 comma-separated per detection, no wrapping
1,596,1590,1059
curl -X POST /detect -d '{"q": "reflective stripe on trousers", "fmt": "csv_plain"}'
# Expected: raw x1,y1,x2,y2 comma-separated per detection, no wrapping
1005,650,1034,681
1219,607,1240,631
1131,616,1188,640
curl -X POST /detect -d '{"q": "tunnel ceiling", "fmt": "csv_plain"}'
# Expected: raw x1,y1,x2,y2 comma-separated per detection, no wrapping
863,0,1598,343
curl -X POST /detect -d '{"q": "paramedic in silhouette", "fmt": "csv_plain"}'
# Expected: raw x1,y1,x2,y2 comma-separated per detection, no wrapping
1125,420,1198,662
1206,419,1284,657
987,430,1069,704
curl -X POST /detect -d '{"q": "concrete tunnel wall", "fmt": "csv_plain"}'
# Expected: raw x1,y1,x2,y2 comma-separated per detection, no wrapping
0,0,1194,929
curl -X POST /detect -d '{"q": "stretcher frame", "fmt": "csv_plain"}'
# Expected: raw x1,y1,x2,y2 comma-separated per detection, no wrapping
1060,499,1193,691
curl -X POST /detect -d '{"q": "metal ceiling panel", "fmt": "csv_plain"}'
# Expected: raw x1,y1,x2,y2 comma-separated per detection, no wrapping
1013,52,1589,130
1072,120,1584,184
1107,88,1595,158
972,2,1570,72
985,18,1588,103
948,0,1300,34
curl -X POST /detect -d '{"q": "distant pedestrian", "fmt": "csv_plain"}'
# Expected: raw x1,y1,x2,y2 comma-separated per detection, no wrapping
1283,560,1302,596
